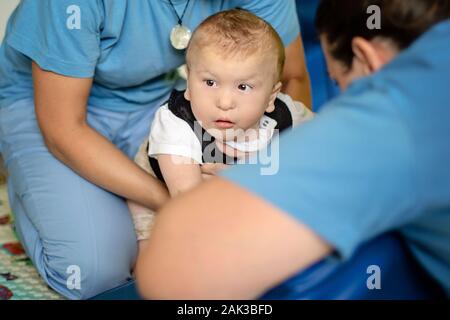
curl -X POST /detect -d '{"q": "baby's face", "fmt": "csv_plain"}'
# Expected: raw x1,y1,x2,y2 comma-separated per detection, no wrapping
185,47,281,142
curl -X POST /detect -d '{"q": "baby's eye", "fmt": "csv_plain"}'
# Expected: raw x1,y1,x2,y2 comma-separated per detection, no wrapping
238,84,252,92
204,80,217,87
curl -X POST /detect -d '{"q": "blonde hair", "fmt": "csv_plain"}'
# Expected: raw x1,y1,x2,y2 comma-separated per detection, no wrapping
186,9,285,81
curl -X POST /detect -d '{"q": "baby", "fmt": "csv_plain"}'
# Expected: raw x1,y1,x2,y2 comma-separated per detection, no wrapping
128,9,313,241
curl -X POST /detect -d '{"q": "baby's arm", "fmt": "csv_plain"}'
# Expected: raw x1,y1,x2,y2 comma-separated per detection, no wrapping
157,154,203,197
128,154,202,247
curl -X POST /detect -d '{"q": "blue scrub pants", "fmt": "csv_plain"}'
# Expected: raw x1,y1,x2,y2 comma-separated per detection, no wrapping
0,98,158,299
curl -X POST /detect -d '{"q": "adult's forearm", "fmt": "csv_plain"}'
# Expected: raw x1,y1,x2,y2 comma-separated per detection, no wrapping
283,76,312,109
282,35,313,109
48,124,169,211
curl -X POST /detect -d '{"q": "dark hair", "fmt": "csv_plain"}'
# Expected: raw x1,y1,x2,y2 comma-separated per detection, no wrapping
316,0,450,68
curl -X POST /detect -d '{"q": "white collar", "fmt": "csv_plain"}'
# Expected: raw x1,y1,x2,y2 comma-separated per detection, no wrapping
224,115,277,153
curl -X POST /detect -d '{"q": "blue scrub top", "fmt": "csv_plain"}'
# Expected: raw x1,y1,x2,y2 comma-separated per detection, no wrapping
0,0,300,112
221,19,450,296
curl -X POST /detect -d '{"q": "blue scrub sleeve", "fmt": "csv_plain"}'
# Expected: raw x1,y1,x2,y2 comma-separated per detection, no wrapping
220,86,419,259
236,0,300,46
6,0,101,78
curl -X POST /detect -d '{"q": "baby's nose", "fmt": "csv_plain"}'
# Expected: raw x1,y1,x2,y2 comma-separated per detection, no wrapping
217,93,235,111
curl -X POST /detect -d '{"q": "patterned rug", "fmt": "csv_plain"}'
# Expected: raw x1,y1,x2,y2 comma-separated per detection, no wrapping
0,177,64,300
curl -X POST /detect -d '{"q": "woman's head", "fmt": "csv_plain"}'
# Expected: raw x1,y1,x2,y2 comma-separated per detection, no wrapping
316,0,450,90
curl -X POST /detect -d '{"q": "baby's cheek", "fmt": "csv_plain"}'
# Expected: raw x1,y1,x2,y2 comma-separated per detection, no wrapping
239,110,263,129
191,104,210,126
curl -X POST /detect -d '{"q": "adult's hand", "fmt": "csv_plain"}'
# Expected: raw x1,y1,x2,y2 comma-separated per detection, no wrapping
32,62,169,210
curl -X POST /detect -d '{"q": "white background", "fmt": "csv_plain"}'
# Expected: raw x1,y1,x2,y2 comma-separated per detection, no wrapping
0,0,20,42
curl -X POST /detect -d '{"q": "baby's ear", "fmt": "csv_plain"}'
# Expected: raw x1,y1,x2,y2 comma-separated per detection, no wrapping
184,86,191,101
266,81,282,113
184,65,192,101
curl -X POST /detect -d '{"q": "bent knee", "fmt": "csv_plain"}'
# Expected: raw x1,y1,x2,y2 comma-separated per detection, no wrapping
39,244,136,300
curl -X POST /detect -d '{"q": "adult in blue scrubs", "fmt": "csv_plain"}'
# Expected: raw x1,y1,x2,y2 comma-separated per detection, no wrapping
0,0,311,299
135,0,450,299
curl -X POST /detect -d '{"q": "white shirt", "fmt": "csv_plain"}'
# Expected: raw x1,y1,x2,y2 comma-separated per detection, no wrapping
148,92,313,164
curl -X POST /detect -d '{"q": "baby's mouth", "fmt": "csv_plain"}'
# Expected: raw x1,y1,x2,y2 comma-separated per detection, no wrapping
214,119,235,129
